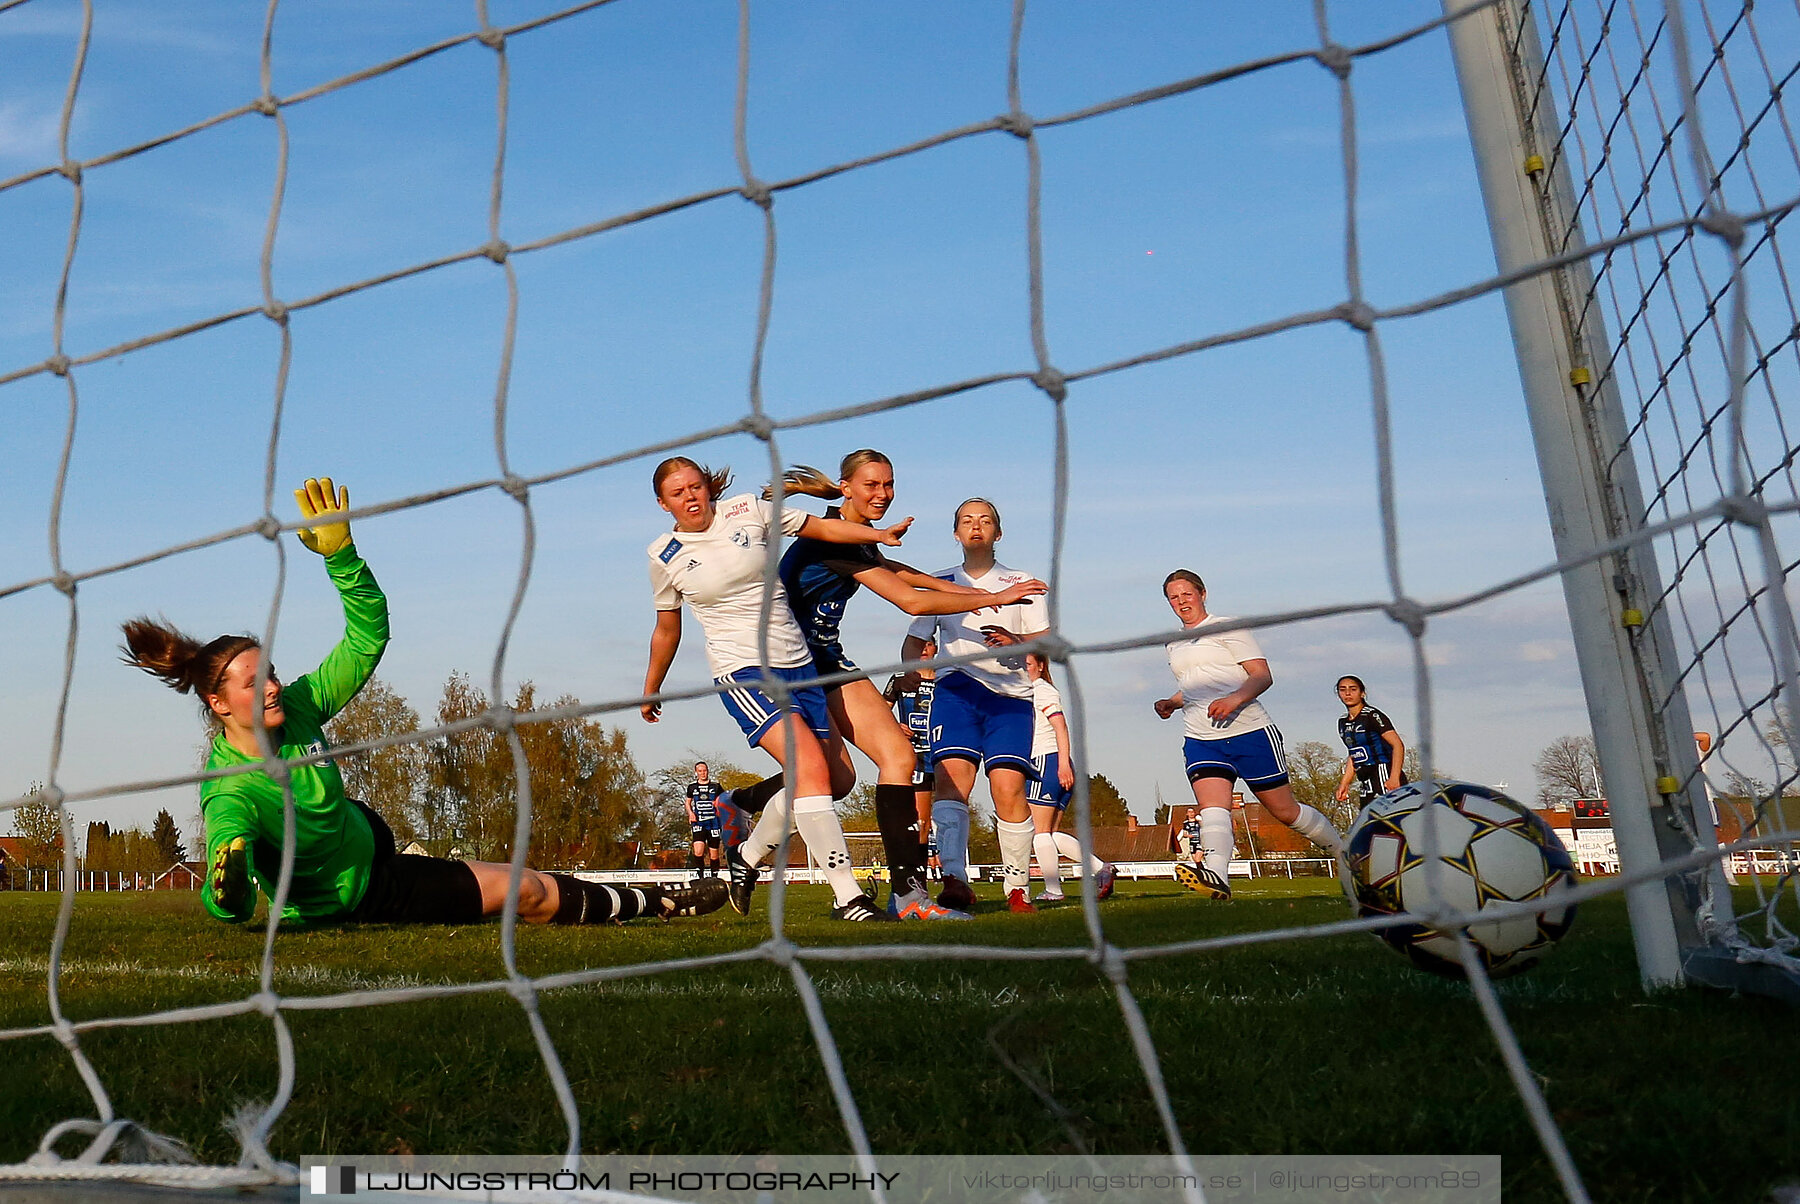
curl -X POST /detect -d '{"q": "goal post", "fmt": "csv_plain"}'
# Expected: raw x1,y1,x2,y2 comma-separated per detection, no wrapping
1444,0,1799,1000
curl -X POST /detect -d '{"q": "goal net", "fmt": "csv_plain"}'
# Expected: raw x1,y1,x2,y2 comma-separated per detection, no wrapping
0,1,1793,1200
1449,0,1800,997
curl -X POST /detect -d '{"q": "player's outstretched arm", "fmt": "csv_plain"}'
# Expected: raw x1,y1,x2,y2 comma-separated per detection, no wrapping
287,476,389,725
641,609,682,722
854,565,1045,616
1153,692,1183,719
796,512,912,547
1335,758,1358,802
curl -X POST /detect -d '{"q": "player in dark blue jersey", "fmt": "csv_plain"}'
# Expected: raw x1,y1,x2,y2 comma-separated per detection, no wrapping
1178,807,1204,872
778,452,1045,919
684,761,725,877
1333,676,1408,804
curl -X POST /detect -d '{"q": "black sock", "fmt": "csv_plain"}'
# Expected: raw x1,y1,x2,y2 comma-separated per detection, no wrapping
734,773,785,814
687,853,701,873
549,874,659,924
875,783,926,896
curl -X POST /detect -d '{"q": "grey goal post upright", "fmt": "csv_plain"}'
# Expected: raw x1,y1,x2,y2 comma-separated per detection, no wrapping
1442,0,1744,993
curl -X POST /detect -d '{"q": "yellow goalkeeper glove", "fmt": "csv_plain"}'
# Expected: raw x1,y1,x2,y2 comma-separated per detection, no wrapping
210,836,254,920
294,476,352,557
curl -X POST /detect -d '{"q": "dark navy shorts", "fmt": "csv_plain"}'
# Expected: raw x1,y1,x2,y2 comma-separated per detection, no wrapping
1183,726,1290,790
806,639,860,681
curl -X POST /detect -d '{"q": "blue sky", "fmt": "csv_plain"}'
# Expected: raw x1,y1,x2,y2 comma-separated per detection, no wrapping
1,0,1626,836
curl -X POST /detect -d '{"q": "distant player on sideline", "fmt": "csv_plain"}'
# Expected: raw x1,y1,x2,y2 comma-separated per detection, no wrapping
1025,654,1116,903
901,498,1049,915
641,456,908,922
1333,676,1407,804
126,477,724,929
1152,570,1345,900
780,453,1044,921
685,761,725,878
884,638,939,882
1177,806,1204,870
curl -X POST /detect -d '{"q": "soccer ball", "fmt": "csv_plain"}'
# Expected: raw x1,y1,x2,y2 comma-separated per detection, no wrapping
1346,780,1577,978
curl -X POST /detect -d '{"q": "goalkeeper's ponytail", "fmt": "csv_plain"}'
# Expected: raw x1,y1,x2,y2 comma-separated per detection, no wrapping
121,618,259,726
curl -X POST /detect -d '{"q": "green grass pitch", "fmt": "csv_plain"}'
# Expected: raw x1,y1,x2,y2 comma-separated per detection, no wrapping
2,878,1796,1203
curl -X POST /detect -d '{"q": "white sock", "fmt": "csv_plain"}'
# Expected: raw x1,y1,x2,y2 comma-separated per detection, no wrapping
1288,803,1345,856
997,817,1036,891
1053,830,1103,874
1033,833,1063,894
932,799,971,882
740,788,794,867
793,795,862,906
1200,808,1234,881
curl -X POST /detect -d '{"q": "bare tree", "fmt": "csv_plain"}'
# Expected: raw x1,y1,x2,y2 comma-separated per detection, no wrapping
1535,734,1601,807
1285,740,1349,827
424,672,651,868
429,672,513,860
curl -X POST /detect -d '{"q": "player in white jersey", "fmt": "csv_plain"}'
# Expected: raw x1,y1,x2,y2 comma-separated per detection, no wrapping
900,498,1048,914
1152,570,1345,901
641,456,908,922
1024,654,1116,904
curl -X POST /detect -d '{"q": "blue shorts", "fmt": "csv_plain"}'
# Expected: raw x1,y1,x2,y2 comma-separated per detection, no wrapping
690,821,721,845
718,663,833,747
929,671,1035,776
1027,752,1071,809
1184,726,1290,790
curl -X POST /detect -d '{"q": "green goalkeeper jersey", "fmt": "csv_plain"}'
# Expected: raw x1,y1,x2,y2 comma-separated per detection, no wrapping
199,545,390,924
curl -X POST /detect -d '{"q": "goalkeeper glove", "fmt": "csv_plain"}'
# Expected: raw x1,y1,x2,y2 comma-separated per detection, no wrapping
210,836,254,920
294,476,352,557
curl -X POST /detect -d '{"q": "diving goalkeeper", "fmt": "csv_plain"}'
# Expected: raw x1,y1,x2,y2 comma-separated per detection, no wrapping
122,475,724,928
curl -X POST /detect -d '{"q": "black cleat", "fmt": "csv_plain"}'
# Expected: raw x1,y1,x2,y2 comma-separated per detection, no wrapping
725,844,758,915
830,894,896,921
659,877,729,919
1194,865,1232,900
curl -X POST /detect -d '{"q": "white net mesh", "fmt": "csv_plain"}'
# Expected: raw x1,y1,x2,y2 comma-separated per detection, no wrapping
0,1,1794,1200
1519,0,1800,976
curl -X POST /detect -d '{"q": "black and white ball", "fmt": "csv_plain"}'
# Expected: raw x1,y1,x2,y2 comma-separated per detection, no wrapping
1346,780,1577,978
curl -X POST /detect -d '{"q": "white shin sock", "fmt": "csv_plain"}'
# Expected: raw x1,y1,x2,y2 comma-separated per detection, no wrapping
793,795,862,907
741,789,794,867
1052,830,1103,874
1200,808,1234,881
997,817,1036,892
1033,833,1063,894
1288,803,1345,856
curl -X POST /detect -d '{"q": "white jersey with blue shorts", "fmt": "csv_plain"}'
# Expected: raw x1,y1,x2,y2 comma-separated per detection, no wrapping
647,494,831,745
1027,677,1071,808
905,561,1044,775
1167,615,1289,790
